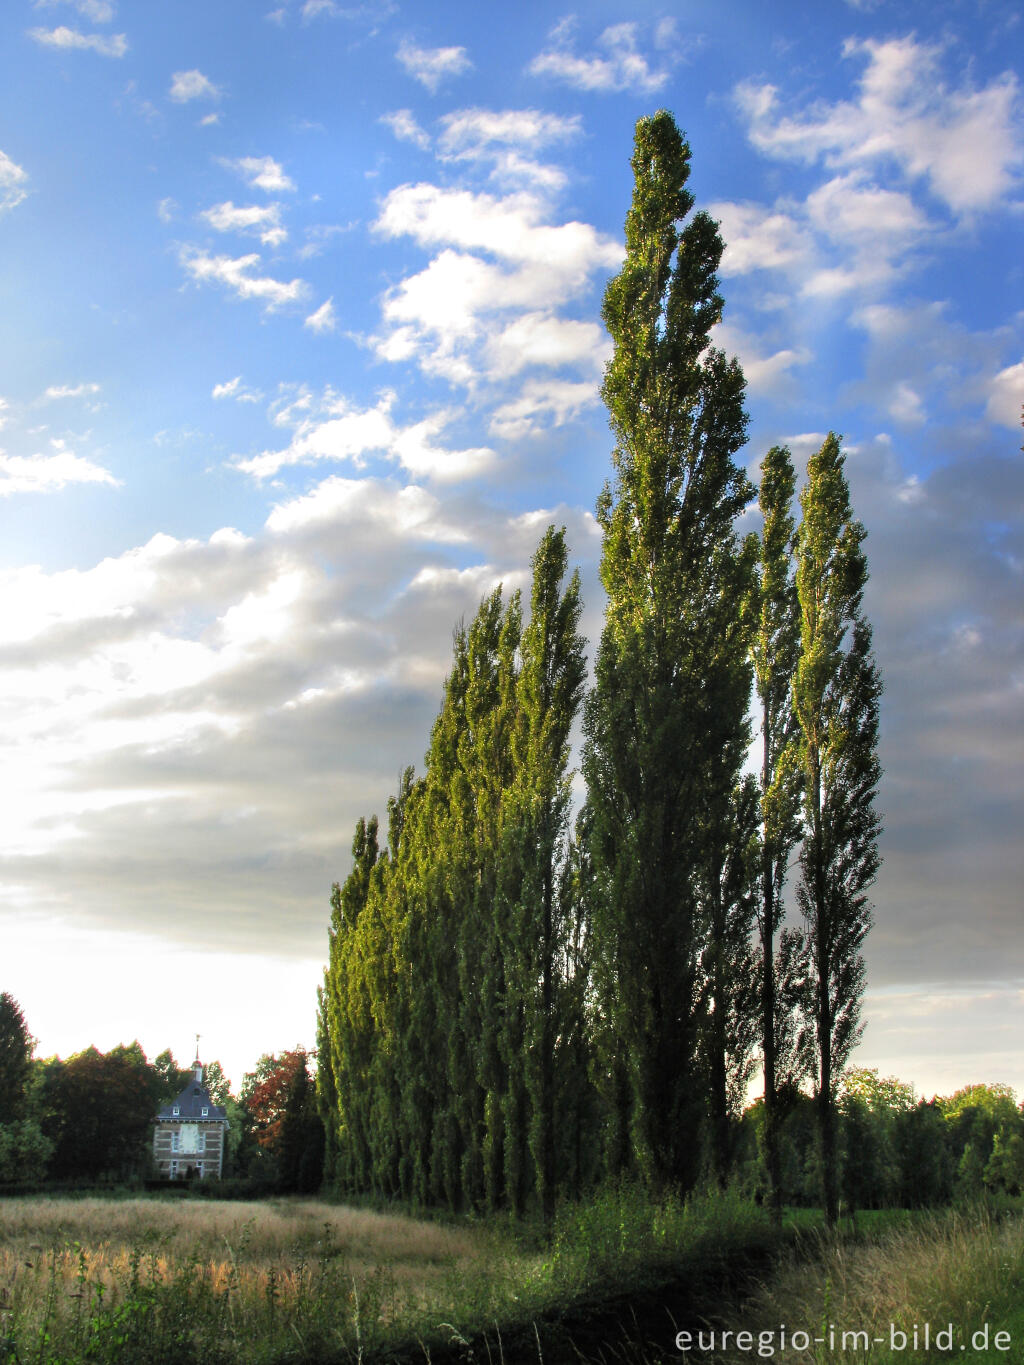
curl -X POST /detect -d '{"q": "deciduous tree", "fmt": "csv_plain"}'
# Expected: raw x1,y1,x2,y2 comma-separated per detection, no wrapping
582,108,752,1192
793,432,882,1225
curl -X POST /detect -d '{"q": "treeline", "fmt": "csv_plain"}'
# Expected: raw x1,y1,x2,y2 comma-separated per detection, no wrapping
0,992,323,1191
315,111,883,1225
737,1071,1024,1210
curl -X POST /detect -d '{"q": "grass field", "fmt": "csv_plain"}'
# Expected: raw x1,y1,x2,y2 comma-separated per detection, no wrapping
0,1194,526,1363
716,1204,1024,1364
2,1192,1019,1363
0,1185,777,1363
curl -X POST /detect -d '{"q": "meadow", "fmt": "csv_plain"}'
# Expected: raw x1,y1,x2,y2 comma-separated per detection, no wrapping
0,1191,1020,1363
0,1185,777,1363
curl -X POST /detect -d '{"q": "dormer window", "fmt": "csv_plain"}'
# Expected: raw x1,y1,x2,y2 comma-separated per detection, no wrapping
202,1106,209,1116
172,1105,180,1116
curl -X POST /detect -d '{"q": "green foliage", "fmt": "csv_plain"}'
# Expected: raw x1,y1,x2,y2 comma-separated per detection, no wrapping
582,108,753,1195
793,432,883,1225
0,991,33,1123
0,1117,53,1185
318,527,589,1217
28,1045,157,1181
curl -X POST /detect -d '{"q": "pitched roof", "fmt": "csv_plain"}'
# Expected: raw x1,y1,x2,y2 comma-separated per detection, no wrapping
156,1080,228,1122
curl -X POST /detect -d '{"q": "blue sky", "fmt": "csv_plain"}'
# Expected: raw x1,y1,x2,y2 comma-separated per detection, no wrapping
1,0,1021,1099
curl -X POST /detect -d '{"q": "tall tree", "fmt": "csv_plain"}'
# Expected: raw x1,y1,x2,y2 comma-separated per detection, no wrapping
793,432,882,1225
582,109,753,1192
0,993,33,1124
749,445,804,1221
509,526,587,1225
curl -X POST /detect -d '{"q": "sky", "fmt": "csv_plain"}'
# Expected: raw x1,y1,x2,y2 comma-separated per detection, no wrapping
0,0,1021,1103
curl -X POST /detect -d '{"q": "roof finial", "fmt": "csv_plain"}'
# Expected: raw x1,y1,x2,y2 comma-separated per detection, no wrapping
194,1033,201,1064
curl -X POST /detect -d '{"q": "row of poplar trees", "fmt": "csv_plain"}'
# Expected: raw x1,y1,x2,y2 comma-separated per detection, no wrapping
316,110,882,1227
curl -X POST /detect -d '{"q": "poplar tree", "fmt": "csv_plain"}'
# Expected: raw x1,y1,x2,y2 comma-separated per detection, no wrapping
793,433,882,1226
510,526,587,1224
583,109,753,1192
749,445,804,1221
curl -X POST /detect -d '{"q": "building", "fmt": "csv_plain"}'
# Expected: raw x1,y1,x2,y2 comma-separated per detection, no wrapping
152,1055,229,1180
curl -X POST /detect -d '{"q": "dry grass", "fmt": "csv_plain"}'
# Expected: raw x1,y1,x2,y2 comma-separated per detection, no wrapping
0,1194,526,1363
718,1206,1024,1363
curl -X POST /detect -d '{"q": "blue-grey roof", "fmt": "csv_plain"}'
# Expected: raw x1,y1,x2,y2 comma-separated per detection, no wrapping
156,1080,228,1122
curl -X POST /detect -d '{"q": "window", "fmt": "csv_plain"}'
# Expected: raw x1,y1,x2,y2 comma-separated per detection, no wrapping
171,1132,180,1152
172,1105,180,1116
169,1160,178,1179
201,1106,209,1117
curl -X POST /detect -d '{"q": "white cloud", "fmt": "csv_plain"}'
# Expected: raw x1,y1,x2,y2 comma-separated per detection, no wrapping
390,412,496,481
179,248,309,310
212,377,262,403
380,110,431,151
45,382,101,400
986,361,1024,428
266,475,469,539
235,390,496,483
0,398,9,431
396,40,471,93
713,321,810,396
304,298,337,333
0,447,120,495
484,312,608,378
437,108,582,189
805,171,931,244
376,183,620,275
0,151,29,214
235,392,397,479
735,36,1023,215
528,19,675,95
372,184,620,383
201,201,287,247
170,69,222,103
221,156,295,194
709,200,812,277
488,378,600,440
33,0,115,21
157,197,177,223
28,26,127,56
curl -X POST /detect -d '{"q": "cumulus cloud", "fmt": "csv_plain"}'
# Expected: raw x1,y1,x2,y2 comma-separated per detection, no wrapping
0,446,120,495
234,389,496,482
488,378,601,440
180,248,308,310
380,109,431,151
734,35,1023,215
28,26,127,56
170,69,222,103
436,107,582,189
304,298,337,333
371,183,620,384
396,40,471,93
0,470,599,961
212,376,262,403
986,360,1024,428
201,201,287,247
528,18,678,95
220,155,295,193
0,151,29,214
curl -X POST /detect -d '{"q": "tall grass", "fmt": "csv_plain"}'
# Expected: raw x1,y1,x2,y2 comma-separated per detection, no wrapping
0,1195,514,1363
0,1186,777,1363
722,1204,1024,1363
